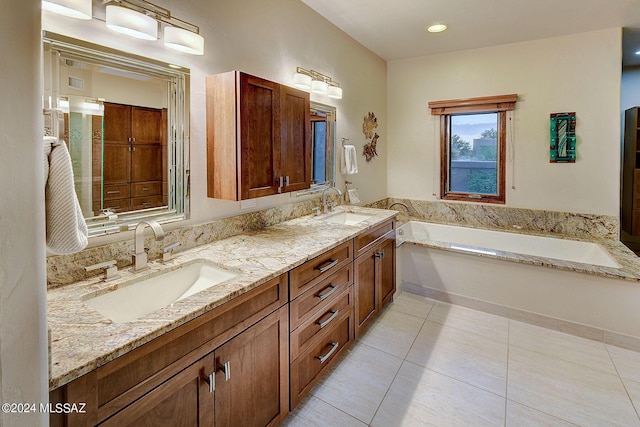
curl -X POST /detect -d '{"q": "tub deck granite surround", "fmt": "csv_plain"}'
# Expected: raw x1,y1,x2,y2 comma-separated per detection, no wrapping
47,206,396,390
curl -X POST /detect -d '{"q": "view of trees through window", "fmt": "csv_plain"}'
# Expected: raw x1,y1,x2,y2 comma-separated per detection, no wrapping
449,113,498,195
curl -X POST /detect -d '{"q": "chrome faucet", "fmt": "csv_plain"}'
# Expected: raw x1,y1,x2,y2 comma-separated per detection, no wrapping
322,186,343,213
389,202,412,215
132,220,165,272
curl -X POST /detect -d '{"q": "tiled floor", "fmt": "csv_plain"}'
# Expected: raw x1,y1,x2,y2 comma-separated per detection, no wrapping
282,292,640,427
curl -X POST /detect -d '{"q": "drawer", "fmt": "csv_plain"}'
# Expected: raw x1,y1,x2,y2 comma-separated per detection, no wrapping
290,286,353,361
290,264,352,331
633,210,640,236
290,310,353,409
634,197,640,210
103,183,131,200
102,198,131,213
131,181,162,197
635,170,640,193
131,195,164,210
354,219,395,257
289,240,353,299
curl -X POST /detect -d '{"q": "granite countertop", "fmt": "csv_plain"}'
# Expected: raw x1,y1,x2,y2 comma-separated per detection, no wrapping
47,206,397,390
396,219,640,282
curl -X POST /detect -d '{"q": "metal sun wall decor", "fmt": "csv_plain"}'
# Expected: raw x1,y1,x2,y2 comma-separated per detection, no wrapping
362,112,379,162
550,112,576,163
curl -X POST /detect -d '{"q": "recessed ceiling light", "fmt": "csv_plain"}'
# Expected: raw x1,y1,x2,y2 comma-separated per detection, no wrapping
426,24,448,33
636,50,640,55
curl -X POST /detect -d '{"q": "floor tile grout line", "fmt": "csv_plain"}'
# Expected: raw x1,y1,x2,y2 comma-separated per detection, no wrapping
366,300,434,426
309,395,372,426
504,398,582,427
504,319,511,426
604,344,640,421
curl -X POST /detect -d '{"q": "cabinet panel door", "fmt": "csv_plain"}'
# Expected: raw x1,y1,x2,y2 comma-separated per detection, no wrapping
103,144,131,184
131,145,163,182
99,353,215,427
354,249,377,336
103,103,131,144
280,85,311,192
131,106,163,145
214,306,289,427
378,236,396,308
239,73,281,199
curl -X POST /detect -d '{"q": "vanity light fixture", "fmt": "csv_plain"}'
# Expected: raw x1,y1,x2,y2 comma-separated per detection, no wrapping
105,0,204,54
293,67,342,99
106,4,158,40
42,0,92,20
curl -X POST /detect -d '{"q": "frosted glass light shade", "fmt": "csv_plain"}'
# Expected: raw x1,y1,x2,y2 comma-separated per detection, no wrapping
327,85,342,99
311,79,328,94
293,72,312,90
106,5,157,41
164,27,205,55
42,0,92,20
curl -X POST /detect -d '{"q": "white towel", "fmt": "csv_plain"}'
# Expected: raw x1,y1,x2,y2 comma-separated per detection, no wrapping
347,188,360,204
340,145,358,175
45,138,88,254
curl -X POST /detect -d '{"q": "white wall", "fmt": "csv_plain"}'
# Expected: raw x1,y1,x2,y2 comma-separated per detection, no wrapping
388,28,622,216
42,0,388,249
0,0,48,425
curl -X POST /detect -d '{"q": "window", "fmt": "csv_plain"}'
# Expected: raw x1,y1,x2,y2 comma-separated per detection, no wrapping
429,94,517,204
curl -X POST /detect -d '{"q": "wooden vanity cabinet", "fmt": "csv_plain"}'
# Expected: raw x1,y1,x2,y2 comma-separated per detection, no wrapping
206,71,311,201
50,274,289,427
353,219,396,337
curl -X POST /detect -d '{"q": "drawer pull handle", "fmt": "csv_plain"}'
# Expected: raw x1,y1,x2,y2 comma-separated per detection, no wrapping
202,371,215,393
316,258,339,273
142,187,150,191
317,285,338,301
317,342,339,363
220,361,231,381
106,190,120,194
317,310,339,329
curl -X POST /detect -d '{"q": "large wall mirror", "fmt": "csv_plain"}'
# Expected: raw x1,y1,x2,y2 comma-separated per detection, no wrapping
42,32,189,237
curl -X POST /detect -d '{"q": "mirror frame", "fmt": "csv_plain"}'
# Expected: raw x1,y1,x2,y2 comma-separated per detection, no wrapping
42,31,190,237
296,101,337,196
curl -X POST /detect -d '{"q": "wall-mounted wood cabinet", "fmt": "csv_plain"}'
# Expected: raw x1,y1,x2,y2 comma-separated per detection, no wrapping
93,102,167,214
206,71,311,201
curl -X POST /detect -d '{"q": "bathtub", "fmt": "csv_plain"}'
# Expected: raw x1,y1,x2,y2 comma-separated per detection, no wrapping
397,221,640,340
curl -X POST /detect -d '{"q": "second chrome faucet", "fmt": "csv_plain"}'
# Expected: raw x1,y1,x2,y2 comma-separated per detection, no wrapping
132,220,165,272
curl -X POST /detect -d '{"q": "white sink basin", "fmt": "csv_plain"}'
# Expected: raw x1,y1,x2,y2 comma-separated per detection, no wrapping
322,212,372,226
84,261,238,323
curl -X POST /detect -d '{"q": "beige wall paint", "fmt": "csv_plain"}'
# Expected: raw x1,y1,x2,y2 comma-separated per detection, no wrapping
0,0,48,425
43,0,388,248
387,28,622,216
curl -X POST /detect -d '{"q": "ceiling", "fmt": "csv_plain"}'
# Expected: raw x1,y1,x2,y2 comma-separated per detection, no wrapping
301,0,640,66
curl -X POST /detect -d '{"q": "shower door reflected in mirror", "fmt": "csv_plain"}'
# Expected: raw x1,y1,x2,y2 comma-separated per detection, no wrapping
43,32,189,236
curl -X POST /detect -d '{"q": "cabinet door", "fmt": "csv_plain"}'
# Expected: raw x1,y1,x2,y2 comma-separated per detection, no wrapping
378,236,396,308
103,144,131,184
103,103,131,144
131,106,163,145
239,73,281,200
214,306,289,427
280,85,311,193
99,353,215,427
131,145,163,182
354,247,377,336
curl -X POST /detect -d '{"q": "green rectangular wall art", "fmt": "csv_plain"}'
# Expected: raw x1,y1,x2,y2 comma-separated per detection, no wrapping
550,112,576,163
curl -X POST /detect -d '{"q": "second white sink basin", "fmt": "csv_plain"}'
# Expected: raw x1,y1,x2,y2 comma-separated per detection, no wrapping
84,261,238,323
322,212,372,226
